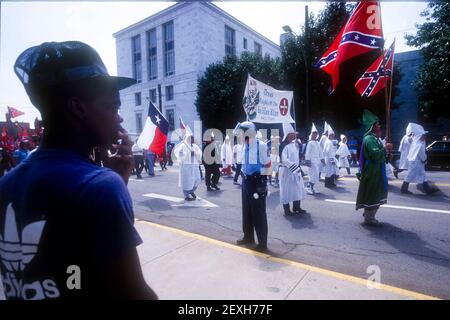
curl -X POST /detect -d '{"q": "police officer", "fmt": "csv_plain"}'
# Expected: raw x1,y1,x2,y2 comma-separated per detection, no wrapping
235,122,271,252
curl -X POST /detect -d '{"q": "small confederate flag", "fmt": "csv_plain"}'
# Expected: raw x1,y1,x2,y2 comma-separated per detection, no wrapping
7,106,25,118
355,40,395,97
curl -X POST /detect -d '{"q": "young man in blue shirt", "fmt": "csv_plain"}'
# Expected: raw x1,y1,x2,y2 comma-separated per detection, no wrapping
0,41,157,299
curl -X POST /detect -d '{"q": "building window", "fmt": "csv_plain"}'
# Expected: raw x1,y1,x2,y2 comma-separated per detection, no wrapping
147,28,157,80
135,92,141,106
243,38,247,50
166,109,175,130
165,85,174,101
163,21,175,76
225,26,235,56
149,89,157,103
254,42,262,55
136,113,143,134
131,35,142,83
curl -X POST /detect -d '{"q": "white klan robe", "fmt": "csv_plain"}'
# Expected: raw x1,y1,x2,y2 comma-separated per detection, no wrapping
336,136,351,168
221,136,233,167
322,137,337,178
305,124,323,185
174,138,203,192
279,141,306,204
405,124,428,184
305,139,323,185
318,134,328,173
398,135,412,170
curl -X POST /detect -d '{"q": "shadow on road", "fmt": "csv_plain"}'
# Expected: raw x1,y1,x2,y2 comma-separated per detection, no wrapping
387,184,450,203
283,212,318,230
363,223,450,269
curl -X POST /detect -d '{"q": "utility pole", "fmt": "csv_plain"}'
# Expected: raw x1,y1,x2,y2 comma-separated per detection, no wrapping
157,84,163,113
304,5,310,126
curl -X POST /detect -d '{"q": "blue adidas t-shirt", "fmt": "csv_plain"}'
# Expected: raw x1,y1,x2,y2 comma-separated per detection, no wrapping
0,148,142,299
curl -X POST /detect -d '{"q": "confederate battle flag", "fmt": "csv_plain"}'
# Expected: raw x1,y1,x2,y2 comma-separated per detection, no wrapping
355,40,395,97
315,1,384,93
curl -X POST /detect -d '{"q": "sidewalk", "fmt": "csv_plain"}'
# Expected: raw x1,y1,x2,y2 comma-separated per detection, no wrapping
135,220,437,300
0,219,438,300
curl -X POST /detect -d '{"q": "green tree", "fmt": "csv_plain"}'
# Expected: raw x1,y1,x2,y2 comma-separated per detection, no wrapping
405,2,450,121
196,52,283,132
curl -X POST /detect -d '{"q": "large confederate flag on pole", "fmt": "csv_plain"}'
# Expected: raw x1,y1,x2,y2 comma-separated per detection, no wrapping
315,1,384,93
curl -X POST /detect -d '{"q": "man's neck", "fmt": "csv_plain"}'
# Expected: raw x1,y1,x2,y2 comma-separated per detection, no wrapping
40,131,93,158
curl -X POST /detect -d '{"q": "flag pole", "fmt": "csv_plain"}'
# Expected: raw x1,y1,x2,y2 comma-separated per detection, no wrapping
379,2,391,143
387,40,396,134
382,48,391,143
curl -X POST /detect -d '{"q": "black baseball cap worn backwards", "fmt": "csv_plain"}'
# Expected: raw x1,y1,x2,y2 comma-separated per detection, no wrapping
14,41,136,103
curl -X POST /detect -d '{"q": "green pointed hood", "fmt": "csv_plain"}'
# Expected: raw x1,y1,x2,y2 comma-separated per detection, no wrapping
362,109,379,136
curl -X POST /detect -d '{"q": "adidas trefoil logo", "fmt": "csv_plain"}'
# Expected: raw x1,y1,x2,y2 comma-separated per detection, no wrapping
0,203,60,299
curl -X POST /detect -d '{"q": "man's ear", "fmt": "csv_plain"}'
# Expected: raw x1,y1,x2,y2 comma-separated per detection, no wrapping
67,96,88,119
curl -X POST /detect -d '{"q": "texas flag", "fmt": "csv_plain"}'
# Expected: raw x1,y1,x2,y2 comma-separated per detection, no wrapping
315,1,384,93
7,106,25,118
355,40,395,97
137,101,169,156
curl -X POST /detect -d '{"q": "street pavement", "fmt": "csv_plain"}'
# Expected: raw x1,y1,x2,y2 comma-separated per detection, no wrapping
1,164,447,300
128,164,450,299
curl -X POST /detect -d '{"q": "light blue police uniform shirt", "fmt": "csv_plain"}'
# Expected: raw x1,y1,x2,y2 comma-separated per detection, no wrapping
241,139,270,175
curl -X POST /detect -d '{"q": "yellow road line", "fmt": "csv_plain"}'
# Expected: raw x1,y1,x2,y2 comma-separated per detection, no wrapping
136,219,440,300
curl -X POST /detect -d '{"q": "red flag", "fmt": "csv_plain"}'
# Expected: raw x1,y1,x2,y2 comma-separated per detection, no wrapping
355,40,395,97
315,1,384,92
7,106,25,118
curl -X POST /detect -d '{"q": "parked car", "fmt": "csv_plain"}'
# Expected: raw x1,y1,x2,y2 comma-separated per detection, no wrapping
426,140,450,170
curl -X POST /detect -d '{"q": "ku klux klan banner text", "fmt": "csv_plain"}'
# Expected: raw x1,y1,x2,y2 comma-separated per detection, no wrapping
242,74,294,124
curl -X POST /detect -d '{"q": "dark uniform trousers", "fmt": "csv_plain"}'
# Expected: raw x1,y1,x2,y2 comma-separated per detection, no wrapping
133,155,144,177
241,175,268,246
204,164,220,187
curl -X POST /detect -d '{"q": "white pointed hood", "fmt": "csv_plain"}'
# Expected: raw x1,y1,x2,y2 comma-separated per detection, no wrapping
323,121,329,136
405,123,413,136
327,124,335,136
407,123,428,161
309,123,319,141
282,122,295,142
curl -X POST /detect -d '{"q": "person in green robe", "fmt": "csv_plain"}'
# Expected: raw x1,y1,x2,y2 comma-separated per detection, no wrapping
356,110,392,226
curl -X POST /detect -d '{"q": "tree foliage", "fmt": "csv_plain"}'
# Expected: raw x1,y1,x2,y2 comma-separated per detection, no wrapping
405,2,450,121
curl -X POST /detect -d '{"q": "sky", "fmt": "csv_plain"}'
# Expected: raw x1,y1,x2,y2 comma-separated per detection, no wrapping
0,1,429,127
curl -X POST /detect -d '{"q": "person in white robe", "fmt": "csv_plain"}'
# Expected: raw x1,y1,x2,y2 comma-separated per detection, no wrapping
401,123,439,195
174,134,203,201
336,134,351,176
221,135,233,176
318,121,329,179
269,146,280,187
305,123,325,195
322,125,338,188
279,122,306,216
394,123,413,178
